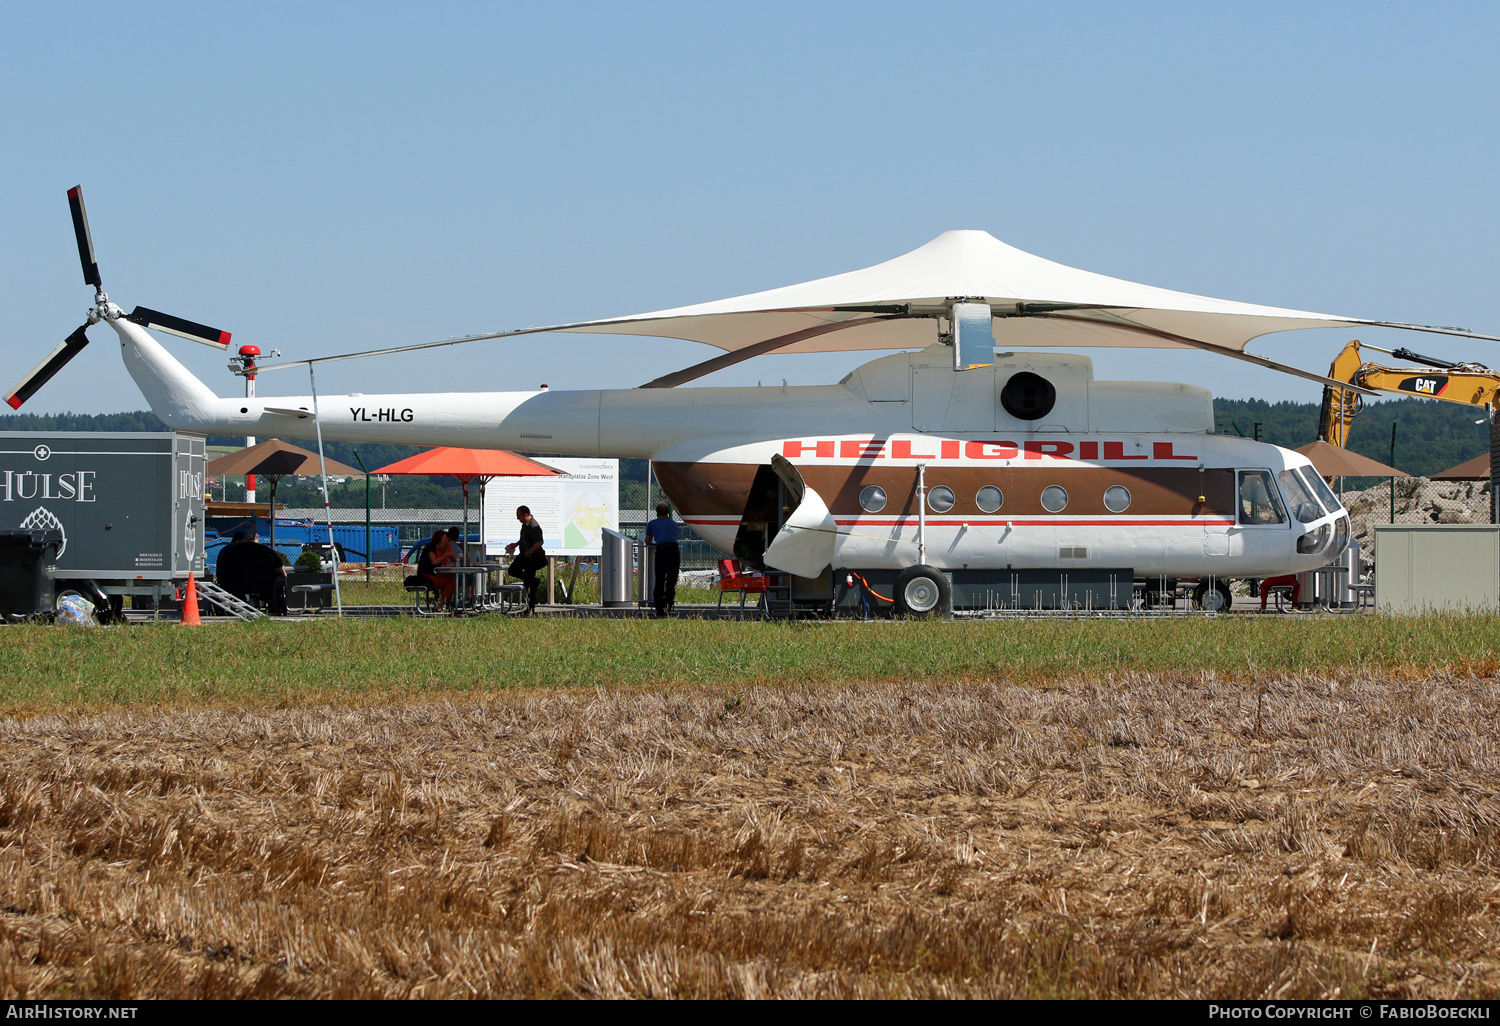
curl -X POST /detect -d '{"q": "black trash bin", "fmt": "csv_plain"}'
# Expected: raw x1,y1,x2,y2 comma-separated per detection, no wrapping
0,529,63,617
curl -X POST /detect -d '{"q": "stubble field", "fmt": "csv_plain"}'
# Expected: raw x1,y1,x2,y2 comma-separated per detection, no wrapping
0,616,1497,999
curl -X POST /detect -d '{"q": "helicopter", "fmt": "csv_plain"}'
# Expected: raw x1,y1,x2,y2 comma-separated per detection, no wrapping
14,187,1497,614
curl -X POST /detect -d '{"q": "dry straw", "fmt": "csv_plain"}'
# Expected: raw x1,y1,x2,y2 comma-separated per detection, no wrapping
0,661,1496,998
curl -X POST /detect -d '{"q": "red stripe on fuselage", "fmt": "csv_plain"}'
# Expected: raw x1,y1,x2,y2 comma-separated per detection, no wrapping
833,518,1235,527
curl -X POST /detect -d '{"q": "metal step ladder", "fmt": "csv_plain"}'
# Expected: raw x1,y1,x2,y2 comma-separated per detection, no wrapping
193,579,268,620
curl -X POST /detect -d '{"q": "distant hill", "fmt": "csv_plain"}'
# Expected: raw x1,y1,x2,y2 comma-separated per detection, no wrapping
1211,397,1490,478
1,400,1488,483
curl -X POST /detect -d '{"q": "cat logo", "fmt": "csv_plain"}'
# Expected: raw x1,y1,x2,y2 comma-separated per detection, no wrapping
1400,374,1448,396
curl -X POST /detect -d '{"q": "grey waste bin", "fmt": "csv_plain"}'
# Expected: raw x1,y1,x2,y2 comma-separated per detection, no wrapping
0,529,63,617
600,529,635,607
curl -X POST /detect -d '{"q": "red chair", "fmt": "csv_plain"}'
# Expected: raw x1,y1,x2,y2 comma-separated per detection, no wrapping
716,558,769,609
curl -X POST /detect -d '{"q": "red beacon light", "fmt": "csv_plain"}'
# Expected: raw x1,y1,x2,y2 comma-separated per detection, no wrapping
230,344,262,380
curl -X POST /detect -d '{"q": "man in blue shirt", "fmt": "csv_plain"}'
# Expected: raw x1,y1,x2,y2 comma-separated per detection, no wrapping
645,502,680,616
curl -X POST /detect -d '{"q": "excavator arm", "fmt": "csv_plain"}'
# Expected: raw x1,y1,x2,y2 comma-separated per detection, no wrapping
1318,340,1500,448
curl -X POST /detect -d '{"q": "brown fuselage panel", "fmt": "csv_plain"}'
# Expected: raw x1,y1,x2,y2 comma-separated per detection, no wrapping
654,461,1236,519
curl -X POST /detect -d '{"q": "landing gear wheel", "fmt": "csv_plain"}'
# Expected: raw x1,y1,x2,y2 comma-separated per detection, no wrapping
1194,578,1233,613
893,565,951,618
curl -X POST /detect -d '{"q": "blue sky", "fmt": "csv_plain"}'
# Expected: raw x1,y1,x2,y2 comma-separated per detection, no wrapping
4,1,1499,416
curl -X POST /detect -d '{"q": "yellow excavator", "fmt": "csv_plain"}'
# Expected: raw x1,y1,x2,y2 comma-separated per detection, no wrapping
1318,339,1499,448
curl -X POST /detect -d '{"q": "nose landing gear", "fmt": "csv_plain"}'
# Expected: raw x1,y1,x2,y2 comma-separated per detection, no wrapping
1194,578,1233,612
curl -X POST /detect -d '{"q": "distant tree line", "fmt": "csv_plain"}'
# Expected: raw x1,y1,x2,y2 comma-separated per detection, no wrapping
1212,397,1490,478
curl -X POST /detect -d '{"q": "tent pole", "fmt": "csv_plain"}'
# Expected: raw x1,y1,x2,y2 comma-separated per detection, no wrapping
916,463,927,564
268,477,277,554
353,450,371,584
1389,423,1398,526
308,365,343,617
1490,404,1499,526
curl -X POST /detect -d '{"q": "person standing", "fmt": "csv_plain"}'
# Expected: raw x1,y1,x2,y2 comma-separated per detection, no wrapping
504,506,546,612
645,501,680,617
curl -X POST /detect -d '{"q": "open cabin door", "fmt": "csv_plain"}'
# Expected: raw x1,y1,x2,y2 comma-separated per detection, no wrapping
761,454,838,578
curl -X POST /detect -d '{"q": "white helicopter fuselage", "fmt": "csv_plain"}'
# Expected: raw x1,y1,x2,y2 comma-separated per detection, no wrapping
112,312,1349,588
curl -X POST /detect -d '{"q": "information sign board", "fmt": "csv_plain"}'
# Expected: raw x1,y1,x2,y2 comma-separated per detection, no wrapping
483,458,618,556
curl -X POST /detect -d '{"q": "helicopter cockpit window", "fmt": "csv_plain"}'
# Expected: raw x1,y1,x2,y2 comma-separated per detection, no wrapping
1237,470,1285,525
1277,469,1324,523
1297,466,1343,513
859,485,887,513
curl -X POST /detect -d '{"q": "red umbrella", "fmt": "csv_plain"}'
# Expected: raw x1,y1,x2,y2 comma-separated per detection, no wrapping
372,448,560,562
373,448,559,480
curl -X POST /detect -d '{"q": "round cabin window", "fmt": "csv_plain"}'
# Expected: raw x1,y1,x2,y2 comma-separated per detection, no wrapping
976,485,1003,513
927,485,955,513
1040,485,1068,513
1103,485,1131,513
1000,371,1057,421
859,485,887,513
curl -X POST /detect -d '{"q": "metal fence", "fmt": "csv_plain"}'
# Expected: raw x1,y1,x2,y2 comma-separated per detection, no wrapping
234,507,729,571
1341,477,1493,556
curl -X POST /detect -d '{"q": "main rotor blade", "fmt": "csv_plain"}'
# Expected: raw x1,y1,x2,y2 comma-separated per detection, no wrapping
4,325,91,409
125,306,232,348
1046,314,1380,395
638,316,899,388
67,186,101,289
1361,320,1500,344
253,326,558,373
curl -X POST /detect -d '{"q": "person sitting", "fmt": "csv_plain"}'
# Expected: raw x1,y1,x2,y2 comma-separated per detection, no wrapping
239,528,289,615
215,531,251,600
418,529,457,608
1260,574,1301,611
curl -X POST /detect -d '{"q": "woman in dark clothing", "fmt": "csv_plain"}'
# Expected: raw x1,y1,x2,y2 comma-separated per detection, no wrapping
418,529,457,608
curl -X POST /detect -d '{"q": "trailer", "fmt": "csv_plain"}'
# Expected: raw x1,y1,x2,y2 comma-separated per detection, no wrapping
0,432,206,611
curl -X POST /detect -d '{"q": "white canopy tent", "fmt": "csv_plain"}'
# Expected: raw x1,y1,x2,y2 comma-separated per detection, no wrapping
259,229,1498,387
569,229,1371,353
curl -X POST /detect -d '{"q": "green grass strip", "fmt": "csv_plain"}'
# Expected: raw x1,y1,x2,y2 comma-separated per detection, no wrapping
0,613,1496,713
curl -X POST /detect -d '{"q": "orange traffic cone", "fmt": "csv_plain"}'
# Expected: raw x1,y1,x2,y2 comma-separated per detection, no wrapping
181,572,201,626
